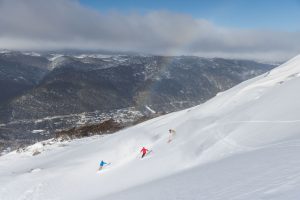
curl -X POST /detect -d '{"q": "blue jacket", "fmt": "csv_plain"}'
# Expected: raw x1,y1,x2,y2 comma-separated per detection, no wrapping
100,160,107,167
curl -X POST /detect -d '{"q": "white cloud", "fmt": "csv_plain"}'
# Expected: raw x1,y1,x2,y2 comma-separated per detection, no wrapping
0,0,299,61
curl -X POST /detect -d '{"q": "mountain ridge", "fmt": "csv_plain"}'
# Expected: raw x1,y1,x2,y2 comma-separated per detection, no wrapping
0,50,275,152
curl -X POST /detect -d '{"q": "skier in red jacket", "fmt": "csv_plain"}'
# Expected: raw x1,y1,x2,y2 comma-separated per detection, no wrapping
140,147,149,158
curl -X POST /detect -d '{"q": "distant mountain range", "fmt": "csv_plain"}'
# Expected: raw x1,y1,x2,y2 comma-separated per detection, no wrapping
0,50,276,152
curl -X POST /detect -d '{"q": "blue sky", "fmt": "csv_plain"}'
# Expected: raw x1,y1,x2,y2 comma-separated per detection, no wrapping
79,0,300,31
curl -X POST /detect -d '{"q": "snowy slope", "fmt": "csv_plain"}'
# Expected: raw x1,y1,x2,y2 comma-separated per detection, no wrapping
1,55,300,200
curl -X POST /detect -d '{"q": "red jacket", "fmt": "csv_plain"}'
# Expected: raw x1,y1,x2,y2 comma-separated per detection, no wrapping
140,147,148,154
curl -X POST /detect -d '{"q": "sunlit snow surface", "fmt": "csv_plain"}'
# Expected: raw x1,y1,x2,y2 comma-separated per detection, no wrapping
1,55,300,199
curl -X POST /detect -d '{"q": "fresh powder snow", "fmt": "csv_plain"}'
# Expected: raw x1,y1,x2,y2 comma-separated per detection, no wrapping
1,55,300,199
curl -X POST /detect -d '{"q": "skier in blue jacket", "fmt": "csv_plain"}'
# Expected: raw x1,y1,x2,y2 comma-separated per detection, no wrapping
98,160,109,171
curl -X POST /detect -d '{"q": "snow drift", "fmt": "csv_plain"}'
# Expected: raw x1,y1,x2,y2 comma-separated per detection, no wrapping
1,55,300,200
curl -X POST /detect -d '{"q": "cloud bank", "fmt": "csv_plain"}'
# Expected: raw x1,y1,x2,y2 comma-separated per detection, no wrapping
0,0,299,61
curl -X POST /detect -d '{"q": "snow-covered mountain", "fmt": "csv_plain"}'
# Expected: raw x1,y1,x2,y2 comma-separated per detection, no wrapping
0,50,274,152
1,55,299,199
